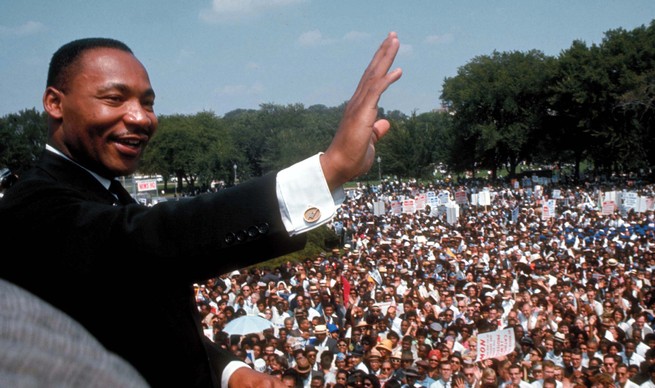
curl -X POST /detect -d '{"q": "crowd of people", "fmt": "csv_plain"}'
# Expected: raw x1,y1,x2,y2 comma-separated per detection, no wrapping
194,177,655,388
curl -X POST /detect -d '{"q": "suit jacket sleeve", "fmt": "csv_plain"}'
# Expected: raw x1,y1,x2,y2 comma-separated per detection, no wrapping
1,151,306,284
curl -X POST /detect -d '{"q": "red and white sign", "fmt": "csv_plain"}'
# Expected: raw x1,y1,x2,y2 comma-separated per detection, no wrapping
137,179,157,192
402,199,416,214
415,194,427,211
602,201,616,215
476,328,516,362
390,201,402,216
542,199,556,220
455,191,468,204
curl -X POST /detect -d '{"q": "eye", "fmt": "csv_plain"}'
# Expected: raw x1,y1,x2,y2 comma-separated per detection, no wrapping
103,94,124,104
141,98,155,112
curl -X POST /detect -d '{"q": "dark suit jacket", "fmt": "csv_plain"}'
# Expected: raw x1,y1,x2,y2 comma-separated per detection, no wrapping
314,336,339,354
0,151,306,387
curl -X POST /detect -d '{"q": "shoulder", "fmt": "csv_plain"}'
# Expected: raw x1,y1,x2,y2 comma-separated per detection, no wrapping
2,153,108,208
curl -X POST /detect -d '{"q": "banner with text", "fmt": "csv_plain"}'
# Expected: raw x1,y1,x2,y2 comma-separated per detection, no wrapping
137,179,157,192
476,328,516,362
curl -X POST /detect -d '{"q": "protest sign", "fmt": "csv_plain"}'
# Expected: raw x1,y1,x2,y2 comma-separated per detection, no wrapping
373,201,386,216
478,191,491,206
390,201,402,216
402,199,416,214
602,201,616,215
476,328,516,362
455,190,468,205
415,194,427,211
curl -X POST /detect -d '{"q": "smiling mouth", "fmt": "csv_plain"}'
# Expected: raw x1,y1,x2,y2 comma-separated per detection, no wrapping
113,132,149,149
112,135,149,158
116,138,144,148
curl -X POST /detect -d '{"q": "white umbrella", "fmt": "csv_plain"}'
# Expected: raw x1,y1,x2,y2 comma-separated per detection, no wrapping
222,315,273,336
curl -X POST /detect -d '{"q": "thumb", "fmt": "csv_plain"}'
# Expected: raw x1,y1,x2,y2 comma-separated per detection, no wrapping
372,119,391,143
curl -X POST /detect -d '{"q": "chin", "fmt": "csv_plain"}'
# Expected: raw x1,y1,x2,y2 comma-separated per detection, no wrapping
110,165,138,178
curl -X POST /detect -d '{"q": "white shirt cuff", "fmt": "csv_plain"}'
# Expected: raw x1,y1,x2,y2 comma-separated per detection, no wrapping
221,361,250,387
277,153,345,236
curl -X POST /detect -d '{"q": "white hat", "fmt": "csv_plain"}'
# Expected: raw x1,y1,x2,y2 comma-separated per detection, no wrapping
554,332,566,343
254,358,267,372
314,324,328,335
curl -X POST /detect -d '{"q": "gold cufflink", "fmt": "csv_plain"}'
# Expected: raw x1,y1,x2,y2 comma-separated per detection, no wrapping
303,207,321,223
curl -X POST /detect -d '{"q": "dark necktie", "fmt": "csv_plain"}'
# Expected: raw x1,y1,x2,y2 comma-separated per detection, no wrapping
109,180,135,205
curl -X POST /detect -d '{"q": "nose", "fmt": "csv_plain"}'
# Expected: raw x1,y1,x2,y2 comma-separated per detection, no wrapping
124,101,155,130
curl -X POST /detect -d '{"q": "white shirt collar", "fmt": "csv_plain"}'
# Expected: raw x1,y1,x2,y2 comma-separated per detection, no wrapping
46,144,112,190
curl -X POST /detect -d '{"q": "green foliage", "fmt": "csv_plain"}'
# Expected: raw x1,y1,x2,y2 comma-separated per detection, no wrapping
247,225,340,270
441,50,556,179
0,109,47,175
224,103,341,176
545,20,655,178
141,111,242,191
3,20,655,184
377,111,453,180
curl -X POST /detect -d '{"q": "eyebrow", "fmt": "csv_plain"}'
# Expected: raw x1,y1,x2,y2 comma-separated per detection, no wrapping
97,82,156,99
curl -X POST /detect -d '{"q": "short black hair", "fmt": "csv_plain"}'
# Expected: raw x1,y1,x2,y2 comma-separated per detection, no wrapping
47,37,133,91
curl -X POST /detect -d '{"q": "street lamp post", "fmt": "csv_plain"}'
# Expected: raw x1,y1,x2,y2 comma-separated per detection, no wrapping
377,156,382,182
233,163,238,185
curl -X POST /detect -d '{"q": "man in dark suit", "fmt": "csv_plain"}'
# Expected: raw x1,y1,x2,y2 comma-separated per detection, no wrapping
312,324,339,357
0,33,402,387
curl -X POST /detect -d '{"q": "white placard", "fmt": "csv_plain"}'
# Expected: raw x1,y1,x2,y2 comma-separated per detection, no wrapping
476,328,516,362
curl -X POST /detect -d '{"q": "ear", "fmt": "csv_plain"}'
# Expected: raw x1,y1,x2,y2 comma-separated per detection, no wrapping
43,86,64,120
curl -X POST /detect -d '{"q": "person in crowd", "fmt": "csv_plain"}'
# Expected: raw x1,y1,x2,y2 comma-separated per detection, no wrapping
530,360,562,388
430,359,454,388
615,362,640,388
415,359,435,387
479,367,498,387
362,373,381,388
335,369,349,388
501,363,532,388
401,367,420,388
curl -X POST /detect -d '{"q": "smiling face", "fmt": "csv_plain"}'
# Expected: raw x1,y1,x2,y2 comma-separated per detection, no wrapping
44,47,157,178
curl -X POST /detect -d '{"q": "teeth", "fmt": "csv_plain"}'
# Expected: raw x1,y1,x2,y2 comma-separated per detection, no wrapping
118,139,141,146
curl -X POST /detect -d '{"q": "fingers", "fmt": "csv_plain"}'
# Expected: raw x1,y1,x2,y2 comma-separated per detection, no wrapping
351,32,402,110
321,32,402,190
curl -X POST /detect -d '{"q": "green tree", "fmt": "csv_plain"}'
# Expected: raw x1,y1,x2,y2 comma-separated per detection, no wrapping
548,21,655,179
0,109,47,175
224,103,341,176
224,107,276,177
377,111,451,180
547,40,602,180
262,103,339,171
599,22,655,174
141,111,240,192
441,50,556,179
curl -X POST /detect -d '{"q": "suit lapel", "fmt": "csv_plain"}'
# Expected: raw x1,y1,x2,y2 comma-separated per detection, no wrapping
37,151,122,205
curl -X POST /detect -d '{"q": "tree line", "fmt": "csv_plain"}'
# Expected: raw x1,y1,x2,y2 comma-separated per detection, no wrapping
2,20,655,189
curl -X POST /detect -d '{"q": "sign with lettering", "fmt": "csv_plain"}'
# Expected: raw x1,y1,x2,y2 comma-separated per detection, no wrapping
136,179,157,192
476,328,516,362
455,191,468,204
402,199,415,214
415,194,427,211
391,201,402,215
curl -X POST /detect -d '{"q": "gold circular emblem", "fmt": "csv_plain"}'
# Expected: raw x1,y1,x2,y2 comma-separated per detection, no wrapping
303,207,321,223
